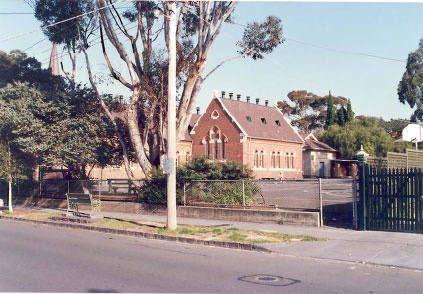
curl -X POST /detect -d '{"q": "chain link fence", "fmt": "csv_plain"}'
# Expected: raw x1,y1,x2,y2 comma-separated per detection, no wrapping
183,179,322,211
3,177,356,227
37,179,145,201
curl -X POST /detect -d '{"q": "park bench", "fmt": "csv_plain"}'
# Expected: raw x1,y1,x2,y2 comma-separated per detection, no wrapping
107,179,138,195
66,192,103,219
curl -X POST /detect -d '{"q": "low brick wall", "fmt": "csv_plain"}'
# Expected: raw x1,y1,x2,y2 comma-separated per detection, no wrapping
177,206,320,227
15,197,320,227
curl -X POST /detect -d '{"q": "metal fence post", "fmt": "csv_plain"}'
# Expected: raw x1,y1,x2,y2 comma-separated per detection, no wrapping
183,182,186,206
319,178,323,227
352,178,358,230
356,146,369,231
242,180,245,207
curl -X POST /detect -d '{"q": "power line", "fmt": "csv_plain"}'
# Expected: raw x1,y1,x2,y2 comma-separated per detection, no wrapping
228,14,406,63
286,37,406,63
5,1,408,71
0,0,128,43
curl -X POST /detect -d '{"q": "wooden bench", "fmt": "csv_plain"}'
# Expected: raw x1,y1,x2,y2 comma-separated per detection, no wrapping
107,179,138,195
66,193,103,219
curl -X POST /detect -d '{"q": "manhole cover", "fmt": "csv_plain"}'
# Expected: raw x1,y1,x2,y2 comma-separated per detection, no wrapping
239,274,300,286
257,276,278,281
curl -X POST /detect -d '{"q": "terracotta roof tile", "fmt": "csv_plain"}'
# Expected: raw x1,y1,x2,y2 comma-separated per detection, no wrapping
303,138,337,152
218,98,303,143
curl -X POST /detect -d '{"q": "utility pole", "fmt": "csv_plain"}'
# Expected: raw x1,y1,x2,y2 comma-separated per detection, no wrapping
166,1,177,229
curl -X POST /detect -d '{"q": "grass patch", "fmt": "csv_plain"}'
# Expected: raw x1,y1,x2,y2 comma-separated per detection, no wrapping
227,231,247,242
7,211,62,221
4,210,327,244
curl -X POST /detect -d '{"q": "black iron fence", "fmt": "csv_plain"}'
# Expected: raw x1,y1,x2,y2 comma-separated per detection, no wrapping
363,167,423,233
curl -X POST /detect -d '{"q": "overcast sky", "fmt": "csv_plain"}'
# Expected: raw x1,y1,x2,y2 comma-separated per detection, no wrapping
1,1,423,121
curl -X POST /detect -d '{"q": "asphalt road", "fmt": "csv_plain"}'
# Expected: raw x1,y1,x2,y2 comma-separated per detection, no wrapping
1,220,422,293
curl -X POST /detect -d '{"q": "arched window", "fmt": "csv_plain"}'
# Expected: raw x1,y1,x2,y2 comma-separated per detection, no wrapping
205,136,211,159
221,135,227,159
186,151,191,163
291,153,295,169
285,152,290,168
271,152,276,168
277,152,281,168
213,127,219,159
254,150,259,168
260,151,264,168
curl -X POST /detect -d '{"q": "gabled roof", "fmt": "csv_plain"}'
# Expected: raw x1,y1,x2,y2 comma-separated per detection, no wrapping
217,97,303,143
303,137,337,152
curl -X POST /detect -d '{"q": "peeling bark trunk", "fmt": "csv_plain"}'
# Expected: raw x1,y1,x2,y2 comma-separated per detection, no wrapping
81,42,142,183
127,85,152,174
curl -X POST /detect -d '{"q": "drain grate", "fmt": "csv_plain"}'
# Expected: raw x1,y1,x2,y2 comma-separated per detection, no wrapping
239,274,300,286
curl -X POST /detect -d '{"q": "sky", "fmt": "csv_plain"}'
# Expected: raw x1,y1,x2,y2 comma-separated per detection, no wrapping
1,1,423,121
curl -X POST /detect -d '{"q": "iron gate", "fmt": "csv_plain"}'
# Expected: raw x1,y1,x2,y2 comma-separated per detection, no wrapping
364,167,423,233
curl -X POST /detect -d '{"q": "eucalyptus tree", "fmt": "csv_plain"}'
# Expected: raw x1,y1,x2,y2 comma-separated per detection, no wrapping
398,38,423,121
31,0,284,181
277,90,350,132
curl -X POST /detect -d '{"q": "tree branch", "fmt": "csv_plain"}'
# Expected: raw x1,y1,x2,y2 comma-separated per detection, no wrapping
203,54,243,82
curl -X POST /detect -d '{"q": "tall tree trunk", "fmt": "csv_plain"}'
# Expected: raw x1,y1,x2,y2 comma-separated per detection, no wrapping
127,84,152,174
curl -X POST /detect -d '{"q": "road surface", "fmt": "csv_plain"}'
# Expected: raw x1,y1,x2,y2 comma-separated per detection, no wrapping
1,220,421,293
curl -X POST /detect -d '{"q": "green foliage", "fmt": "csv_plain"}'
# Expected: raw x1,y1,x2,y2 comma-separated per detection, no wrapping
398,38,423,121
139,168,183,205
0,50,65,91
177,156,253,181
33,0,96,50
321,116,395,159
278,90,351,132
139,168,167,204
346,99,354,123
140,157,256,205
337,107,345,126
237,16,284,60
0,81,119,180
200,181,258,206
325,91,337,129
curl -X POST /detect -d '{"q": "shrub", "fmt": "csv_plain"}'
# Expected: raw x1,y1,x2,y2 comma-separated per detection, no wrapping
139,168,183,205
139,156,256,206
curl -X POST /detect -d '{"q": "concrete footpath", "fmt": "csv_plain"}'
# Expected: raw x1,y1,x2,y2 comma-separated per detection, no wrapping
8,206,423,271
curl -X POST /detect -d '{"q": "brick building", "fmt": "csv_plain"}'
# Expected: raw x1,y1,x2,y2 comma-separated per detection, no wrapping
190,93,304,179
301,133,337,178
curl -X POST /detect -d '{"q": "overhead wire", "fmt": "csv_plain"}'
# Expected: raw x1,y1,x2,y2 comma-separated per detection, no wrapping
3,1,407,74
0,0,128,43
8,0,136,69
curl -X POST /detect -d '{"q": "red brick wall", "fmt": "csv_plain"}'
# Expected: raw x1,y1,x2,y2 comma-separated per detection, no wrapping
191,99,303,179
191,99,244,162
